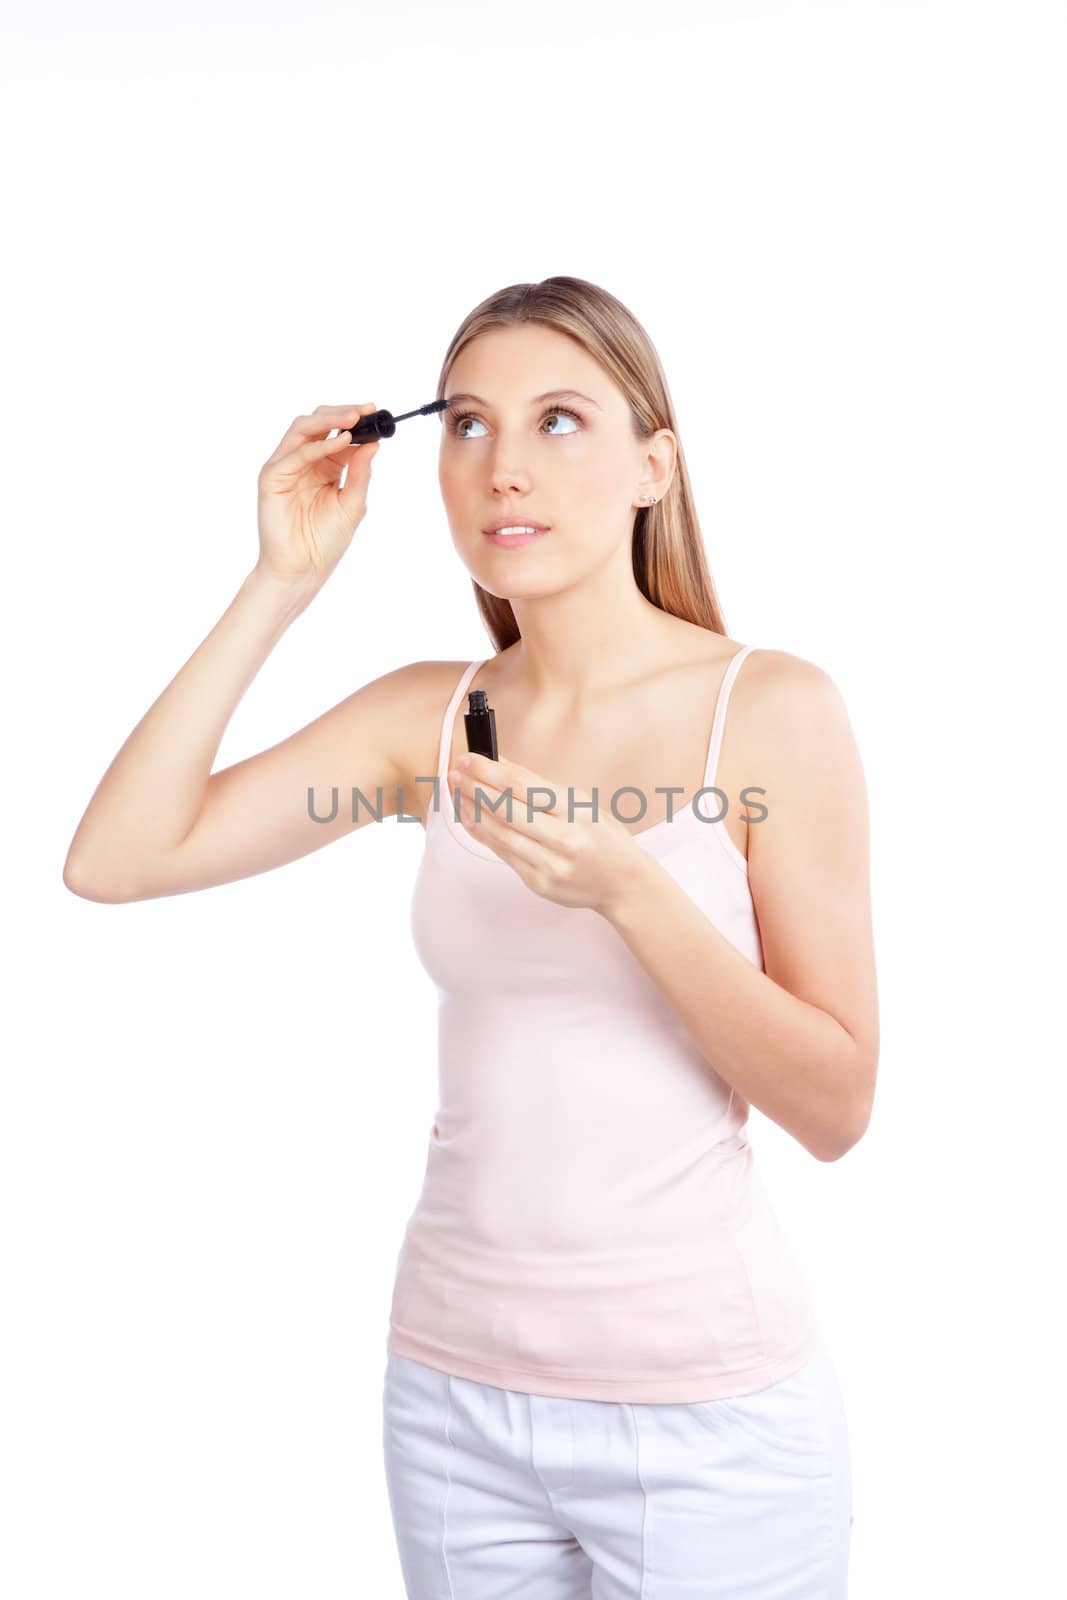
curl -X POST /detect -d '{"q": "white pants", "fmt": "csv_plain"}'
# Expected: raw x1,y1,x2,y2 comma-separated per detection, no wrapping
382,1335,853,1598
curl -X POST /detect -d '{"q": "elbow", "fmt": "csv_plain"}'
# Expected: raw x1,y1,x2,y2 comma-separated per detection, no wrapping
818,1070,876,1163
817,1126,866,1163
62,853,130,904
62,852,93,898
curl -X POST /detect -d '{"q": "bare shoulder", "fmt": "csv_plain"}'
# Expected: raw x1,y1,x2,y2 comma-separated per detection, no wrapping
734,646,854,738
326,657,473,801
354,657,474,726
732,647,868,851
377,657,475,714
386,658,484,820
388,657,483,730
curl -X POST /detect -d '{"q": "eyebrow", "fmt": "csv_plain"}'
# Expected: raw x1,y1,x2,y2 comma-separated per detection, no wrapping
444,388,602,413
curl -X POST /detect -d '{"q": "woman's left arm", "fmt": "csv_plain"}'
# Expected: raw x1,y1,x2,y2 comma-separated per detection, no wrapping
450,655,878,1163
603,653,879,1163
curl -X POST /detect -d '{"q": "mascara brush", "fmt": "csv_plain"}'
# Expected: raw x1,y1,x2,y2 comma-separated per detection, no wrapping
347,398,453,443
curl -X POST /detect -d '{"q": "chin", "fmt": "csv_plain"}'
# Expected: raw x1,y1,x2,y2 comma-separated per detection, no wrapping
472,573,547,601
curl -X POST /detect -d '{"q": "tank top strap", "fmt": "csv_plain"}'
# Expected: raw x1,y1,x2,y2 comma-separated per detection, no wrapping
702,644,758,791
437,659,490,788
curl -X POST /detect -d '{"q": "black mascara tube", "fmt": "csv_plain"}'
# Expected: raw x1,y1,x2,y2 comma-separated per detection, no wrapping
346,398,452,442
464,690,498,760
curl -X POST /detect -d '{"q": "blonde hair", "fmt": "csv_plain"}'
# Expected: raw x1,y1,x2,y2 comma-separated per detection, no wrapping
435,275,728,653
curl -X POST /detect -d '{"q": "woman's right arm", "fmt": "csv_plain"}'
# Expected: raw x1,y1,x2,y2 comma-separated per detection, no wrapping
62,401,416,903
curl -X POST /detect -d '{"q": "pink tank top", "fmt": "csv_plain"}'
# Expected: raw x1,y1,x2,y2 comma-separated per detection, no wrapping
387,644,821,1401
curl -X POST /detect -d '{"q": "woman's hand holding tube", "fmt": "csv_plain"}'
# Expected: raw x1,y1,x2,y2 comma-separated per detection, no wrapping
445,751,655,918
256,402,382,585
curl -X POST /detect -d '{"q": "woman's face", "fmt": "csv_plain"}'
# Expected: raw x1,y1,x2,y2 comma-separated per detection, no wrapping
438,324,673,600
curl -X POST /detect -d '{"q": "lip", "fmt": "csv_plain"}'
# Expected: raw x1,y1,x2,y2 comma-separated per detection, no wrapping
483,517,550,534
482,526,550,550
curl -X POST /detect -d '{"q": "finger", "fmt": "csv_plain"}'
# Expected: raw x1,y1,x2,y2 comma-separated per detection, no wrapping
337,437,381,510
264,402,378,468
467,751,565,806
462,752,532,801
266,429,368,483
459,771,560,839
460,787,559,869
267,403,377,463
457,763,544,827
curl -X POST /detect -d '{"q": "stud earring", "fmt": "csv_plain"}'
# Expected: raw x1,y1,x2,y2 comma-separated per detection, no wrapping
638,493,658,506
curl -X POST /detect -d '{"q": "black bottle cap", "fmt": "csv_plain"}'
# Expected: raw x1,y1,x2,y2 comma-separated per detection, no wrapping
348,409,397,442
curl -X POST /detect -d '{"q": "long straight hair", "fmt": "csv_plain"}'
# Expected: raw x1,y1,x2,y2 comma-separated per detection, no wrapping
434,276,728,653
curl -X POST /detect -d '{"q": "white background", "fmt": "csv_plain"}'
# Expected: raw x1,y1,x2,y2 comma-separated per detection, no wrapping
4,1,1064,1594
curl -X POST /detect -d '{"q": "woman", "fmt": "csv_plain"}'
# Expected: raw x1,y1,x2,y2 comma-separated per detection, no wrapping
64,276,877,1597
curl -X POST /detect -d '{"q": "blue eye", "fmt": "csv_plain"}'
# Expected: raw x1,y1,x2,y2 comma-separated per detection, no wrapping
447,406,583,440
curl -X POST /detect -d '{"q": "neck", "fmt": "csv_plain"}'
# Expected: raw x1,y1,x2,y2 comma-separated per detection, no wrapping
503,553,675,708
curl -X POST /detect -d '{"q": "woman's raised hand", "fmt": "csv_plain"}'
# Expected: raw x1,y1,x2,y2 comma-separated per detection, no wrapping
256,403,382,584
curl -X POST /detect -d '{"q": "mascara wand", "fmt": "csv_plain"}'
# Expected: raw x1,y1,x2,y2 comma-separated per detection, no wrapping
347,398,453,443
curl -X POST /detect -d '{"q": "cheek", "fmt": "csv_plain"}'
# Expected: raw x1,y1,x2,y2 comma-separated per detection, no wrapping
565,445,620,500
438,456,463,498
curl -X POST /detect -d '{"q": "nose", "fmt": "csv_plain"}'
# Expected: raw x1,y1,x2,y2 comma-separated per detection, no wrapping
487,452,532,497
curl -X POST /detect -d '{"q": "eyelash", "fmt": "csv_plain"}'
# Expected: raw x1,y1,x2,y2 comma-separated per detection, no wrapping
445,405,584,439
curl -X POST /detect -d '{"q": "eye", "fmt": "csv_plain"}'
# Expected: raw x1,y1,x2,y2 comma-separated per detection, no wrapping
450,412,487,440
540,408,581,436
447,406,583,441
